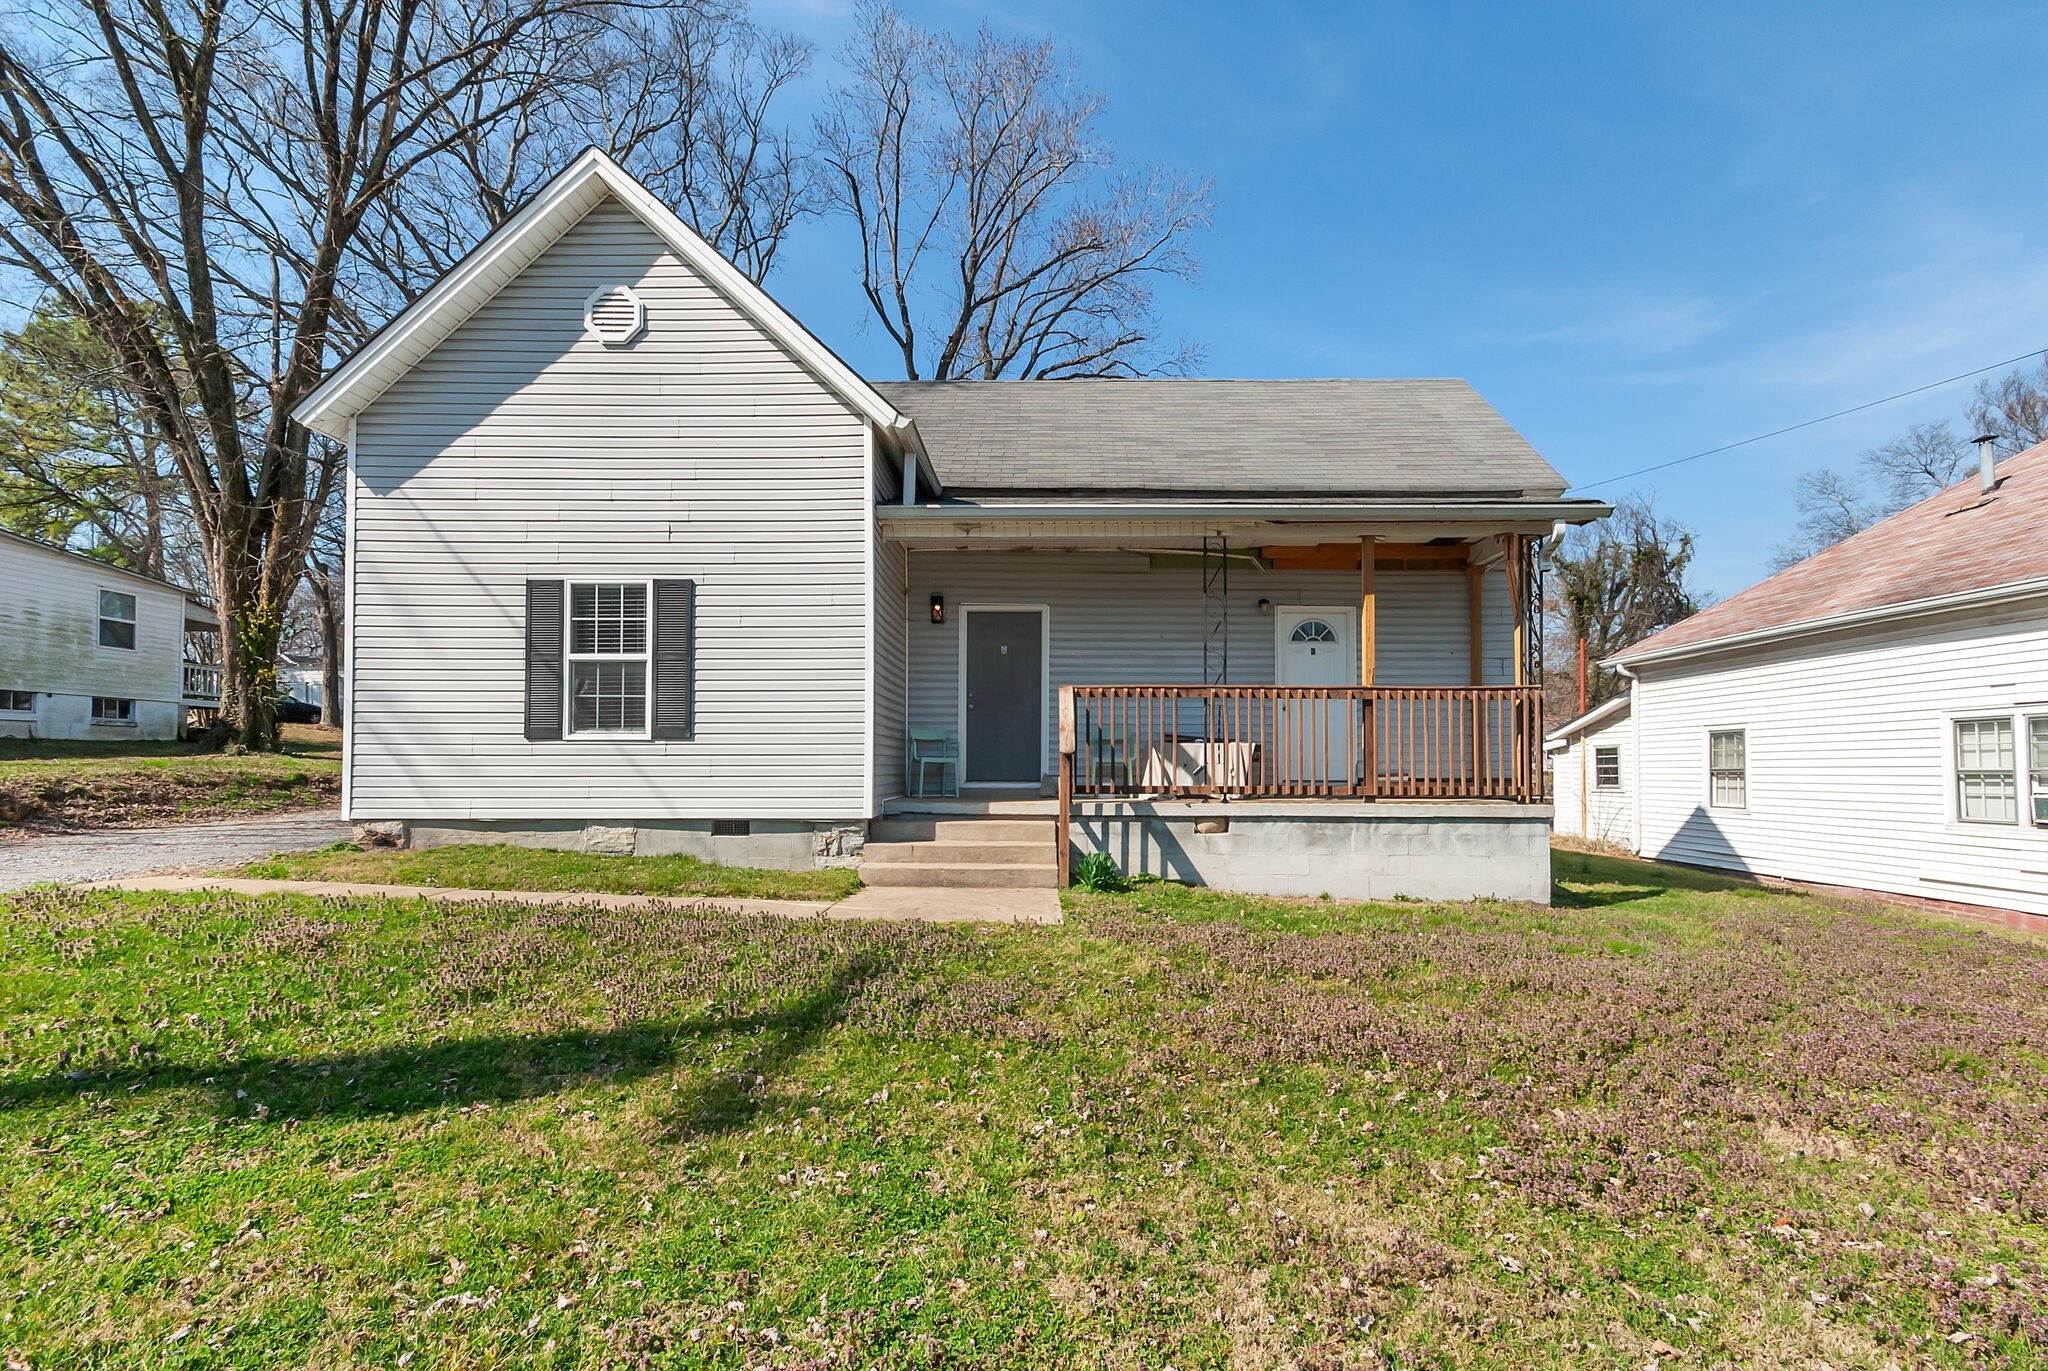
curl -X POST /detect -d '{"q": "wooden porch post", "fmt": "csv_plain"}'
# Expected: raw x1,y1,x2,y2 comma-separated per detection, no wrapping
1359,537,1376,684
1056,685,1075,887
1360,537,1377,795
1505,533,1528,687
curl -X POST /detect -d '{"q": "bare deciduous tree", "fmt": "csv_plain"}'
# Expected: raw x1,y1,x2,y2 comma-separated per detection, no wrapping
0,0,813,747
1545,496,1705,718
817,1,1210,380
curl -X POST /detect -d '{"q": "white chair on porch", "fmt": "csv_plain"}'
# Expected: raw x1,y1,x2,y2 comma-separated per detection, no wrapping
907,728,960,797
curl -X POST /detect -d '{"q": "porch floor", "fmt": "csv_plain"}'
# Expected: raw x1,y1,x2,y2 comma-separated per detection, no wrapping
883,792,1552,819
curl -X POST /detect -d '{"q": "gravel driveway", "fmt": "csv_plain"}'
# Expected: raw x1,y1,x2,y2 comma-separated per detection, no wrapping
0,810,352,892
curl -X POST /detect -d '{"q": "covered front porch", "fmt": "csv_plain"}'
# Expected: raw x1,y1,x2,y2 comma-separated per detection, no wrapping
882,515,1558,899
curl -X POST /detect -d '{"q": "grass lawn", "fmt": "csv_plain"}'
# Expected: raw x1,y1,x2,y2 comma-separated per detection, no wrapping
0,724,341,831
240,841,863,902
3,851,2045,1368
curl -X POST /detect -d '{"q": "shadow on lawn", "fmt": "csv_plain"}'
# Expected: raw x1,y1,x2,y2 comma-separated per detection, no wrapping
0,955,880,1138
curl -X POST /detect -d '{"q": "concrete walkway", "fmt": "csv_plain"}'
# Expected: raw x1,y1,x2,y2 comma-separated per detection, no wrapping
79,874,1063,925
0,810,352,892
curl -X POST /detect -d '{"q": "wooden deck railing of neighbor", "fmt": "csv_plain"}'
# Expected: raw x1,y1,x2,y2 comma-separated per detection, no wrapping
182,661,222,701
1055,684,1544,883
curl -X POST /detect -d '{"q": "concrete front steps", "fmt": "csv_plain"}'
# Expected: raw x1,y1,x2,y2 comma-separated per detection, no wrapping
862,816,1060,889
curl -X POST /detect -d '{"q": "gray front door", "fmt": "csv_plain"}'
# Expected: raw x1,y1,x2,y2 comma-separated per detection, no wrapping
964,610,1043,783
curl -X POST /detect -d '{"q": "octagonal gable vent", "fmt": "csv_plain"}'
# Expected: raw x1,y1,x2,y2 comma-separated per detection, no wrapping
583,284,647,345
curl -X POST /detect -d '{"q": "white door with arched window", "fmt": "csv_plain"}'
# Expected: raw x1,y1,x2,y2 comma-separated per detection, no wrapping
1275,607,1358,786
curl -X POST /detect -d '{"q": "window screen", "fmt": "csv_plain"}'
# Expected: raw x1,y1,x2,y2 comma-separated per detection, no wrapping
1708,730,1745,808
98,589,136,650
1594,745,1620,789
567,583,649,735
1955,717,2017,824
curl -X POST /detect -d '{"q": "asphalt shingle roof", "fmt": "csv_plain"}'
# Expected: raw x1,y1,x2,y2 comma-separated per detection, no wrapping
874,378,1568,499
1614,442,2048,662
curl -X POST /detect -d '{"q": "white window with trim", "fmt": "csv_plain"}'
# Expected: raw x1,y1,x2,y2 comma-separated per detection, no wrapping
2032,717,2048,827
1594,745,1621,790
98,588,136,650
91,696,135,724
1707,729,1745,808
1954,717,2017,824
567,582,649,736
0,689,35,713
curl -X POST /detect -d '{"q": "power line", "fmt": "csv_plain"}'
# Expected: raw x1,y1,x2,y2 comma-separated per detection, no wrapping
1567,346,2048,494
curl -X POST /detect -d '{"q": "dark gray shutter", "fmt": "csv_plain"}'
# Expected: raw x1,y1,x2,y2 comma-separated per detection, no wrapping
652,578,696,741
524,580,564,741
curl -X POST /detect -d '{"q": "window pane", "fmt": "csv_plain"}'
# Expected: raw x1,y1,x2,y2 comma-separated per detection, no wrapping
1957,718,2013,771
569,583,646,656
99,590,135,620
1595,746,1620,788
98,619,136,650
2028,717,2048,773
1959,772,2018,823
570,661,646,733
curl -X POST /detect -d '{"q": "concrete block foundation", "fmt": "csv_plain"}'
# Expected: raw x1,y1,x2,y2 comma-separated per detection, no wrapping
389,819,866,871
1070,800,1554,903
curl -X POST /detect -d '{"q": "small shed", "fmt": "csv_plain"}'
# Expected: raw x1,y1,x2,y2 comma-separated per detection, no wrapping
1547,695,1635,849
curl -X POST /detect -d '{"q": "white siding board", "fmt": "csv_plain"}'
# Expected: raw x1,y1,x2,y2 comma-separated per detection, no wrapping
348,198,872,821
1631,601,2048,915
1551,708,1635,847
0,538,195,740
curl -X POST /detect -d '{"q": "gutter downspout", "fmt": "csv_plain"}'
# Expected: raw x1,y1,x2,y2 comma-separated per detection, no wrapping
1617,661,1642,854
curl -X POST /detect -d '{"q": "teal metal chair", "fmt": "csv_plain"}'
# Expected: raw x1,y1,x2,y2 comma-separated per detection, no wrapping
1087,731,1129,789
907,728,960,797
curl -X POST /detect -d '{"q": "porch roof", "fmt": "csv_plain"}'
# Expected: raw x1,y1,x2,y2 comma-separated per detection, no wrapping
875,378,1571,499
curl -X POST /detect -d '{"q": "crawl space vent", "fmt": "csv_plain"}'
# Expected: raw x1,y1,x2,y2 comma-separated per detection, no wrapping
583,284,647,345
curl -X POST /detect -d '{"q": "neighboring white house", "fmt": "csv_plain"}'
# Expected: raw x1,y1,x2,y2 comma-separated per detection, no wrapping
279,653,342,712
1599,444,2048,917
290,150,1610,901
0,531,221,741
1546,694,1635,848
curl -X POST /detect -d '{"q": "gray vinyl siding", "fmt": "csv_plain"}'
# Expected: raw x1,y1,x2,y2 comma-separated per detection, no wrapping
1632,600,2048,915
348,198,872,821
873,526,910,800
903,550,1513,778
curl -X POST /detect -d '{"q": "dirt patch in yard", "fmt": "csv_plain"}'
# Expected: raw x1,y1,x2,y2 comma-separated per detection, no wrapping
0,767,339,832
0,725,341,834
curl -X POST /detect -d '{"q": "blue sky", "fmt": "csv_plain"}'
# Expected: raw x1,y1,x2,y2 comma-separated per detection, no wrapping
758,0,2048,598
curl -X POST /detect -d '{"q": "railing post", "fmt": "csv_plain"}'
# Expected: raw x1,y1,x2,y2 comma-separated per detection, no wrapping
1056,686,1075,887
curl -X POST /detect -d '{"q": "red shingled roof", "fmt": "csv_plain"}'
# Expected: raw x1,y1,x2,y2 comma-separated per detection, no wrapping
1614,441,2048,663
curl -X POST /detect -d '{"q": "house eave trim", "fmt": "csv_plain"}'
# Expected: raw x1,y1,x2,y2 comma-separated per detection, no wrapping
1612,576,2048,670
878,498,1612,525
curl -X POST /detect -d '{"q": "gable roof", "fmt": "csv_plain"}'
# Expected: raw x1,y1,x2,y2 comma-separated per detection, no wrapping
292,149,914,443
874,377,1569,499
1614,442,2048,666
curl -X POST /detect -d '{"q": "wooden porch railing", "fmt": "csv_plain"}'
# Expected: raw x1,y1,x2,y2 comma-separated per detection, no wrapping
1055,684,1544,884
182,661,221,701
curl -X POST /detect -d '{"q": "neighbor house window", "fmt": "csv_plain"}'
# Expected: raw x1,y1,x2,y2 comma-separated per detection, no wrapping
1594,745,1621,790
0,689,34,712
91,696,134,724
567,582,648,735
1955,717,2017,824
2028,717,2048,827
1707,729,1746,808
98,589,136,650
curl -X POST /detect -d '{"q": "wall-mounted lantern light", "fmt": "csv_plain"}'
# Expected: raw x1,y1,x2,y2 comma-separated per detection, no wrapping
929,594,945,624
1256,598,1273,615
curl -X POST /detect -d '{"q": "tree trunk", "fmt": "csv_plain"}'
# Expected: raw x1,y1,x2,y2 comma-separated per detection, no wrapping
313,571,343,727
